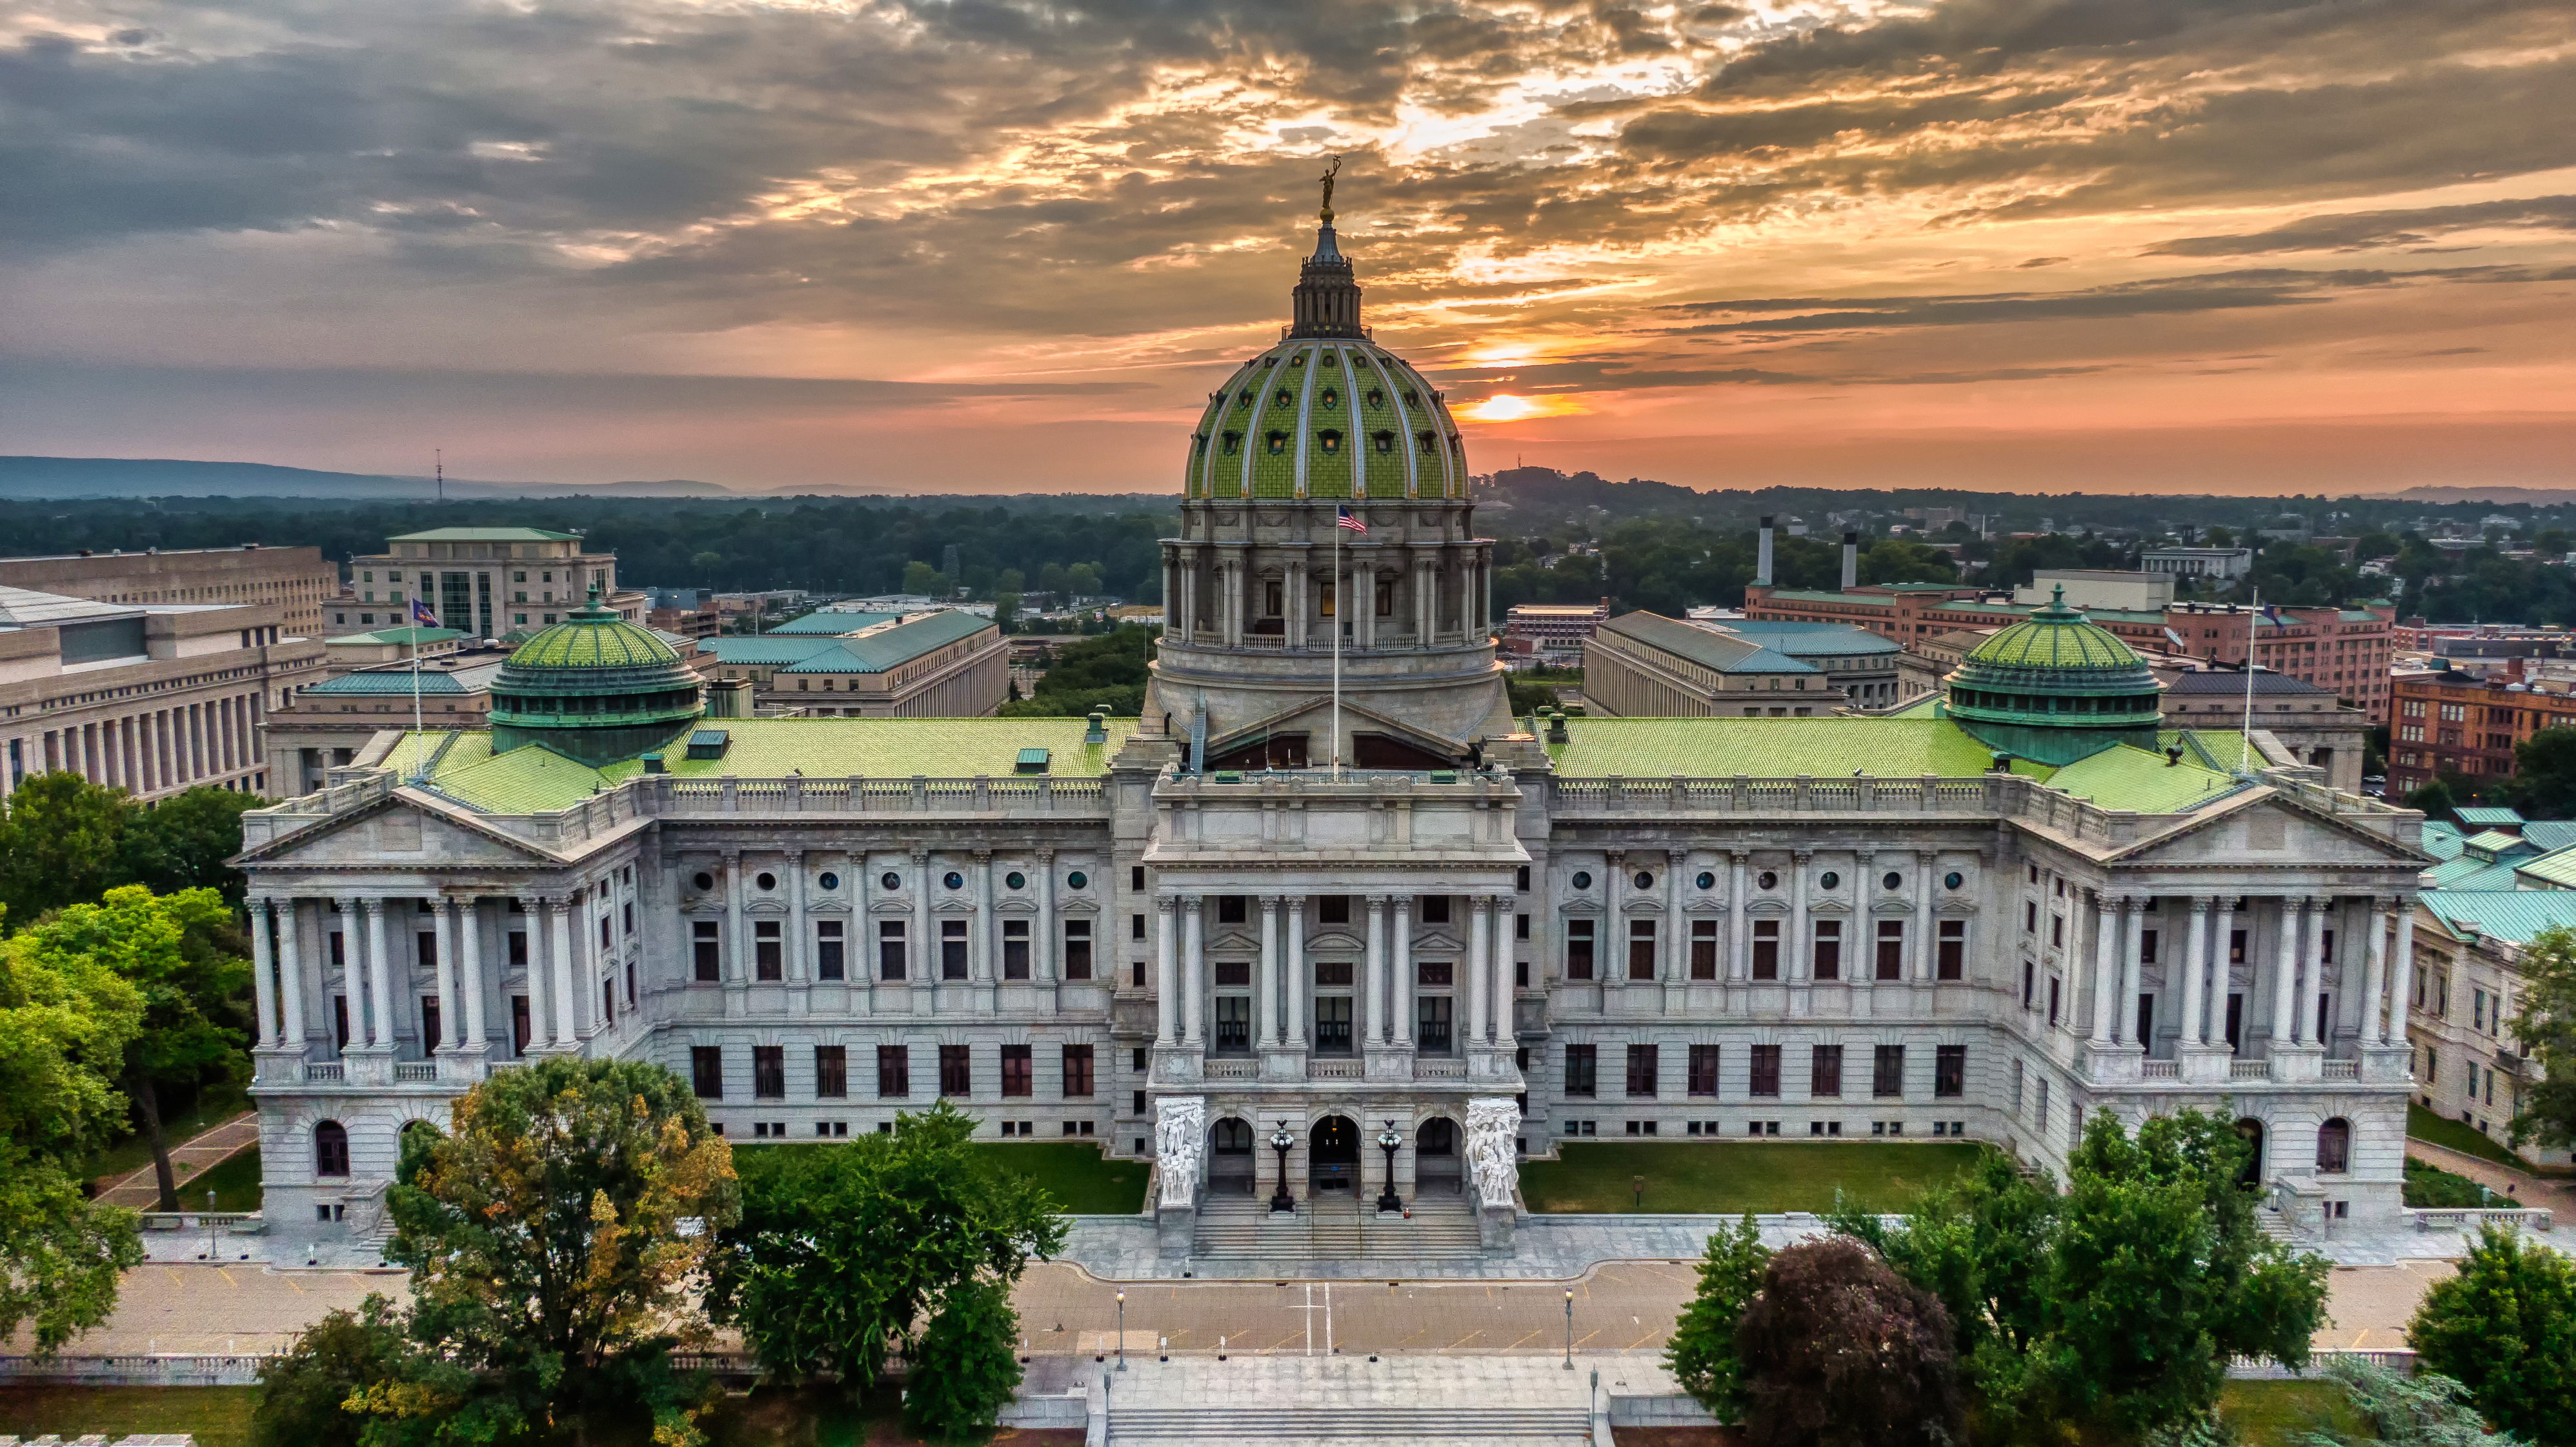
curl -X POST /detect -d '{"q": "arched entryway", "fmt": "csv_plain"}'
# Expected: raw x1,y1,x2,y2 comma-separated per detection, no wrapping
1209,1117,1256,1196
1310,1115,1360,1193
2234,1118,2266,1190
1416,1117,1462,1196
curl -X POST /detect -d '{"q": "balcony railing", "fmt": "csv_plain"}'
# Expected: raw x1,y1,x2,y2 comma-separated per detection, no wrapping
2231,1059,2270,1080
1414,1058,1465,1079
303,1062,346,1083
2140,1059,2180,1079
2321,1058,2359,1080
393,1063,438,1082
1307,1058,1366,1080
1203,1059,1260,1080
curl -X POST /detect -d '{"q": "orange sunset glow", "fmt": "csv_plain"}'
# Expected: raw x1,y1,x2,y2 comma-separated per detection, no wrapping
4,0,2572,493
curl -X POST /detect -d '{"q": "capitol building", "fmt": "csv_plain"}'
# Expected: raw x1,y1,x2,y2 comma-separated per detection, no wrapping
236,199,2429,1255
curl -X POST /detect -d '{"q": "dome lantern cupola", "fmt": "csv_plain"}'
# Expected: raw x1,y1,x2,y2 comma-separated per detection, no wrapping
1290,156,1363,338
1945,586,2164,766
487,583,704,766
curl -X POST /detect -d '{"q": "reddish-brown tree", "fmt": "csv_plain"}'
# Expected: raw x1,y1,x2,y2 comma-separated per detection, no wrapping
1736,1235,1964,1447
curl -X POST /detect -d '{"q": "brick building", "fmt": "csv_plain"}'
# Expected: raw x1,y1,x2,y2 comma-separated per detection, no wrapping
2387,663,2576,796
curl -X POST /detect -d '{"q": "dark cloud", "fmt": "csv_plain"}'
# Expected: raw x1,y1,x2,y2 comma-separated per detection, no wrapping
2146,196,2576,256
1649,269,2398,333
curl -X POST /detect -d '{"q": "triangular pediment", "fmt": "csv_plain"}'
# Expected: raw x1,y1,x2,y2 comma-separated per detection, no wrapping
2107,788,2433,869
234,788,567,872
1203,694,1469,762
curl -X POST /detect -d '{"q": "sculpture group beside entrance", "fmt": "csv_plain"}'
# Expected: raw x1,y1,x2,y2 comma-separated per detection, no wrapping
1465,1096,1522,1253
1152,1095,1207,1243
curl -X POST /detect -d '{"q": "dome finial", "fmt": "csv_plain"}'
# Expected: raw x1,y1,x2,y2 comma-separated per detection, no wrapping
1318,153,1341,224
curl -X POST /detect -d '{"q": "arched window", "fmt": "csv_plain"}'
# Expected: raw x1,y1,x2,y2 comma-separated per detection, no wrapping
1212,1119,1253,1155
1318,387,1338,410
2315,1117,2351,1173
1418,1118,1458,1156
1371,430,1395,453
314,1120,350,1177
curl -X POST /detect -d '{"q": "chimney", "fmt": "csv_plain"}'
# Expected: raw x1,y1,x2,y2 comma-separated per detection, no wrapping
1755,516,1775,587
1841,532,1859,591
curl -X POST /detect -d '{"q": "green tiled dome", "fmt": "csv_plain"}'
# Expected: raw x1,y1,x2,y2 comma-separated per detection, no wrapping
1946,588,2164,766
488,589,703,766
1965,593,2145,670
507,600,683,669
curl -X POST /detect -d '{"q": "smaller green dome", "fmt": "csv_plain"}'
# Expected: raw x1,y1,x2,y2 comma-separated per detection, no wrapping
488,587,703,766
1947,587,2164,766
507,599,683,669
1965,590,2146,671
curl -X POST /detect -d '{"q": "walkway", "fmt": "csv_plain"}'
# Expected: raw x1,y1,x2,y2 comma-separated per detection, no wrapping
2406,1137,2576,1219
94,1112,258,1209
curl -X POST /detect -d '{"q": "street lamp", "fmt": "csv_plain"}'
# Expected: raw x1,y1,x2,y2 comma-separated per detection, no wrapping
1269,1121,1297,1213
1564,1289,1575,1369
1116,1290,1127,1372
1375,1120,1404,1214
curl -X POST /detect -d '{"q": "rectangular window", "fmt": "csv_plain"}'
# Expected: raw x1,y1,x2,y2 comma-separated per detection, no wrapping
1873,1044,1905,1098
1213,996,1251,1052
1690,920,1718,979
1417,961,1454,986
1811,1044,1843,1098
1063,919,1093,979
879,921,907,980
1564,1044,1598,1096
940,1044,972,1097
816,1046,847,1098
877,1045,910,1098
1420,895,1452,925
2025,901,2038,934
1001,1044,1033,1097
1935,1044,1965,1098
1626,1044,1659,1097
754,920,783,982
693,920,719,982
1062,1044,1094,1097
1628,920,1657,980
1217,896,1247,924
1750,1044,1782,1097
1876,920,1905,980
1417,995,1453,1053
2049,975,2062,1026
1752,920,1780,980
816,921,845,980
2140,928,2159,965
1565,920,1595,980
1314,996,1353,1053
753,1046,785,1099
2051,915,2064,948
1812,920,1842,980
418,930,438,969
1313,961,1353,987
941,920,968,980
691,1046,723,1099
1687,1044,1720,1097
1319,895,1352,925
1002,920,1031,980
510,995,529,1055
1937,920,1964,980
421,995,442,1052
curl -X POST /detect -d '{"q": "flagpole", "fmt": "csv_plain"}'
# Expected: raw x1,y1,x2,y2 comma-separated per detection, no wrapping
1333,514,1343,779
2240,587,2258,776
410,615,425,783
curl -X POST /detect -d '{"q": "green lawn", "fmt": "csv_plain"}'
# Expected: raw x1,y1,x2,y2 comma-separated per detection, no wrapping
2408,1101,2535,1170
1519,1140,1990,1215
969,1141,1147,1215
79,1082,251,1188
192,1146,263,1212
0,1386,258,1447
2218,1379,2360,1446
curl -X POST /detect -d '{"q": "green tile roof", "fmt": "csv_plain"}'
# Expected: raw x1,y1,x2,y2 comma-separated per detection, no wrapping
780,611,993,674
1964,603,2144,670
506,611,683,670
2519,821,2576,850
2510,846,2576,890
387,527,580,543
328,626,463,646
2042,744,2246,814
306,669,470,696
1545,716,2033,780
2424,855,2521,890
2419,820,2466,861
2455,806,2526,827
2420,889,2576,944
1600,612,1817,675
765,611,903,636
700,636,848,666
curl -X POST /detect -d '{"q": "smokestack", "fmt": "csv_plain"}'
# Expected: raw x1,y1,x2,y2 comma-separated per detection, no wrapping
1756,516,1775,587
1841,532,1859,591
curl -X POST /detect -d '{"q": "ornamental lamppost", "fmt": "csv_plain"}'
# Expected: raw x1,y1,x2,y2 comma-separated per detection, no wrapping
1375,1120,1404,1213
1564,1289,1575,1369
1269,1120,1297,1213
1116,1290,1127,1372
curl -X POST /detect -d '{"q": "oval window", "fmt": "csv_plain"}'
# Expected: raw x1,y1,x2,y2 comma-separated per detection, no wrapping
1944,871,1964,890
756,872,777,891
1067,871,1089,889
1757,871,1778,891
818,872,840,891
1695,871,1715,891
1631,871,1652,890
1571,871,1593,890
692,871,714,892
943,871,964,891
1820,871,1840,890
1006,871,1027,890
1883,872,1902,891
880,871,901,891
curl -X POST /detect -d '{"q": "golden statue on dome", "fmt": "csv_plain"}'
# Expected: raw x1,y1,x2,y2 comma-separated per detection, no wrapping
1318,154,1341,223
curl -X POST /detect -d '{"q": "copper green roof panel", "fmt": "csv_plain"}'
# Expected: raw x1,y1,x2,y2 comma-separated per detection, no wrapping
507,611,683,670
328,626,463,646
2420,889,2576,942
700,636,848,665
778,611,991,673
765,611,902,636
387,527,580,543
2455,806,2526,827
1544,716,2034,780
2510,847,2576,889
2042,744,2246,813
2419,820,2466,862
307,670,470,696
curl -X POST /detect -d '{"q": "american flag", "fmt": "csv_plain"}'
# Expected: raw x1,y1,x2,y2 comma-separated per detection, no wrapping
1336,505,1367,533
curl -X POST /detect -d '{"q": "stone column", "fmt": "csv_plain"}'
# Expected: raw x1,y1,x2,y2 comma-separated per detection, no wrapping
2118,899,2144,1044
911,848,933,1016
2299,897,2328,1044
1360,559,1376,649
972,850,996,1004
723,849,745,985
2179,896,2209,1046
2386,898,2416,1052
1664,853,1686,987
2361,897,2390,1046
1285,896,1308,1047
2209,895,2237,1046
432,896,458,1050
2271,897,2302,1045
786,847,809,987
517,893,546,1053
1392,895,1414,1046
457,898,487,1054
248,898,280,1047
1365,895,1387,1045
277,898,306,1053
548,896,577,1047
1182,897,1206,1046
1729,852,1750,982
1287,559,1307,648
1789,851,1813,983
1258,896,1280,1045
363,897,394,1050
2089,892,2118,1044
1914,852,1937,981
1036,847,1058,984
1467,895,1489,1047
1155,895,1178,1046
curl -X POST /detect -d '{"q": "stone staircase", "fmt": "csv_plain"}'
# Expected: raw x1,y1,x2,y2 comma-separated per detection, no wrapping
2257,1206,2296,1244
1107,1404,1590,1442
1191,1191,1485,1262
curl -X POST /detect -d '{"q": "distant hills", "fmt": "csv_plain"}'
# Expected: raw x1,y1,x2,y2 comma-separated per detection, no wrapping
0,456,740,501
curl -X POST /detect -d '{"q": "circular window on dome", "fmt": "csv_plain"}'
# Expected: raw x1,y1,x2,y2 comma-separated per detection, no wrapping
1696,871,1715,891
1373,430,1395,453
1758,870,1778,891
1633,871,1653,890
756,872,777,891
1318,387,1338,409
1236,392,1251,409
692,871,714,892
1290,354,1305,366
1318,430,1342,454
1274,389,1293,407
1005,871,1027,890
880,871,901,892
1571,871,1593,890
1945,871,1965,891
1367,389,1384,408
818,872,839,892
1820,871,1840,890
1883,871,1902,891
1067,871,1089,890
942,871,964,891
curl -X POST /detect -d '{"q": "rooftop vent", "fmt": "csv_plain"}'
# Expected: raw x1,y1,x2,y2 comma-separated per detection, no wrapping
1015,747,1051,775
685,729,730,760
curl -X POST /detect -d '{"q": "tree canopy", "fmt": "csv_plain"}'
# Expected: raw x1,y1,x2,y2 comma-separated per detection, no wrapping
1735,1235,1963,1447
997,625,1154,718
1665,1212,1769,1417
0,773,261,924
2509,924,2576,1157
2408,1225,2576,1446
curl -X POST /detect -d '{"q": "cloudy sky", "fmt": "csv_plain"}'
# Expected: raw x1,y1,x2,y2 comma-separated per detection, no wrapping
5,0,2573,494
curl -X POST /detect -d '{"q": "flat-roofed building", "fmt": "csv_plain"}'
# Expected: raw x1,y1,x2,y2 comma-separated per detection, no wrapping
1504,599,1609,664
2148,663,2368,793
337,527,647,638
263,651,509,794
700,611,1009,717
0,543,337,638
2013,570,2175,613
1582,611,1852,716
2141,547,2255,580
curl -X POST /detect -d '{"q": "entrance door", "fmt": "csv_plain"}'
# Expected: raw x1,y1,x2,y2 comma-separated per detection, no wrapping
1209,1118,1256,1197
2234,1118,2266,1190
1416,1118,1462,1195
1310,1115,1360,1193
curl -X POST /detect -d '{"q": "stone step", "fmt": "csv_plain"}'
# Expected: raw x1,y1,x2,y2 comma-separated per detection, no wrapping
1107,1406,1592,1441
2257,1208,2295,1244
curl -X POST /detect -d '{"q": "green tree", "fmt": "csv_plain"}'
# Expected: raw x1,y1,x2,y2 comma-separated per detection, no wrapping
1735,1235,1963,1447
711,1101,1067,1397
998,625,1154,718
2510,924,2576,1156
903,560,941,596
1830,1148,2056,1376
252,1295,425,1447
116,787,262,904
2495,728,2576,820
0,771,128,924
2290,1355,2522,1447
377,1056,741,1447
0,898,148,1353
2406,779,2461,822
2408,1226,2576,1445
902,1277,1026,1443
1664,1212,1769,1418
